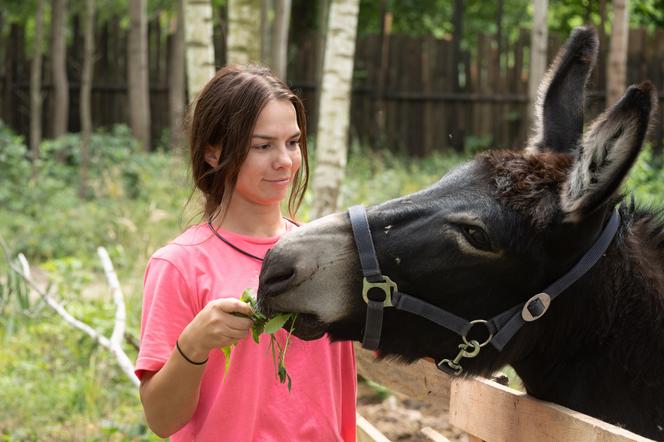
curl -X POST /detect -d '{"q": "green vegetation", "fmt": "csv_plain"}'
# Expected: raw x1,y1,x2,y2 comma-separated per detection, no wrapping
1,122,663,440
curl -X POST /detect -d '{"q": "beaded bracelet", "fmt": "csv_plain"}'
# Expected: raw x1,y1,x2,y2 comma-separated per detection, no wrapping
176,340,208,365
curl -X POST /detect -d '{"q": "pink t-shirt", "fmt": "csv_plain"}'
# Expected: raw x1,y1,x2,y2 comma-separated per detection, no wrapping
135,222,357,441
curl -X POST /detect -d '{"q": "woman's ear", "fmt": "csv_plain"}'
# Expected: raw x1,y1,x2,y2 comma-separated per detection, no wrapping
205,146,221,168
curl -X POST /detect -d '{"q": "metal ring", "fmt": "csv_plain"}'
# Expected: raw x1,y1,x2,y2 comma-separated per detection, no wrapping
462,319,493,348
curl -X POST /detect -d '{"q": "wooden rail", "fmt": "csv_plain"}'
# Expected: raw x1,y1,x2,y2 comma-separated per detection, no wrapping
355,344,655,442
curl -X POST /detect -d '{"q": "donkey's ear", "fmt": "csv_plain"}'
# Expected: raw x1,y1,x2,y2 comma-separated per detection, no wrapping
562,81,658,221
528,26,598,154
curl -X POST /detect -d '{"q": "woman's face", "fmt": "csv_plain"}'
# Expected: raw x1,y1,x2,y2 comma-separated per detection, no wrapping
234,99,302,208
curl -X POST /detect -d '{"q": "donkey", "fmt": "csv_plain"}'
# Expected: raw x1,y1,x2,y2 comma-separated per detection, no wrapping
258,27,662,439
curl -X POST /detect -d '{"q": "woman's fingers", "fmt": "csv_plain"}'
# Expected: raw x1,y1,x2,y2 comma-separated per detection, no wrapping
210,297,255,317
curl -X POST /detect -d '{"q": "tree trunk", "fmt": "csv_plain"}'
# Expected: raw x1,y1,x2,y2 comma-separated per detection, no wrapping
227,0,261,65
30,0,45,170
184,0,216,103
169,0,186,150
271,0,291,79
260,0,272,65
371,0,390,148
607,0,629,106
528,0,548,124
52,0,69,138
449,0,464,150
311,0,360,218
312,0,330,135
79,0,95,198
128,0,151,150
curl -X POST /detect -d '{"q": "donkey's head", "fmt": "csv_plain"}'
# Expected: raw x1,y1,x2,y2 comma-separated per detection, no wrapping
258,27,657,372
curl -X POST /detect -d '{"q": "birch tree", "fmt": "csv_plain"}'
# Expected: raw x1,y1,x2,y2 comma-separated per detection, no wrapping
79,0,95,197
184,0,215,102
128,0,151,150
30,0,45,168
271,0,292,80
528,0,548,124
227,0,261,65
51,0,69,138
607,0,629,106
169,0,186,149
311,0,360,218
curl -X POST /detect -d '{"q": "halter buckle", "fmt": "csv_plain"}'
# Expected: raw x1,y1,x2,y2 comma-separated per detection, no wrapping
521,292,551,322
362,276,397,307
437,340,481,376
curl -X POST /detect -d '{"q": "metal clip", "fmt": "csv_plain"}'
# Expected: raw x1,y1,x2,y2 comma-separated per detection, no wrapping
362,276,397,307
437,339,481,376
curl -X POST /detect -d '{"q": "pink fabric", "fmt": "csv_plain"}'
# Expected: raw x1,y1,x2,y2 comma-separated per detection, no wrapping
136,222,357,442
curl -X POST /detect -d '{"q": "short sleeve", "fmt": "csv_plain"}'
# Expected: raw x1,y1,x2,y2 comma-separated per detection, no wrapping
135,257,199,380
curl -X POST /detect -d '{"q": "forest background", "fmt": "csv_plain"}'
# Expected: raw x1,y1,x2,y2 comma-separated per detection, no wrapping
1,0,664,440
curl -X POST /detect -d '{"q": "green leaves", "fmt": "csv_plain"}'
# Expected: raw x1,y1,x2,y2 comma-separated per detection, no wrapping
221,289,297,391
263,313,292,335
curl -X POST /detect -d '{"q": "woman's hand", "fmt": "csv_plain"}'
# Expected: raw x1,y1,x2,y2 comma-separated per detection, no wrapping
177,298,255,363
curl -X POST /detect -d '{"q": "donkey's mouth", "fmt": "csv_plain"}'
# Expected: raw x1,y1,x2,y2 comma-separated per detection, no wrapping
289,313,328,340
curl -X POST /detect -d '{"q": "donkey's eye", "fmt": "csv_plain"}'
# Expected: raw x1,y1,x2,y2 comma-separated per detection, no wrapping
459,225,492,251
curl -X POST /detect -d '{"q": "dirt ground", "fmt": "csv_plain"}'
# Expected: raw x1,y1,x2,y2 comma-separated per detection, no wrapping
357,381,468,442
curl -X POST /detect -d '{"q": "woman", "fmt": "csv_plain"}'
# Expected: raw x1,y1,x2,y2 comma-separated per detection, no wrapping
135,65,357,441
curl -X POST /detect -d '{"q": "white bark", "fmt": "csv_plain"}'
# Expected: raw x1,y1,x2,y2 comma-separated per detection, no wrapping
184,0,216,102
128,0,151,149
9,250,139,388
311,0,360,218
227,0,261,65
607,0,629,106
271,0,291,80
528,0,548,122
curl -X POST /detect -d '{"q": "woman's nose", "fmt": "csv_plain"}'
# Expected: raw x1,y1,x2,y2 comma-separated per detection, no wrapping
274,144,294,168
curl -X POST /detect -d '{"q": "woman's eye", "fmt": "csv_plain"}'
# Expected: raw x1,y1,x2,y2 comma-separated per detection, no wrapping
288,139,300,148
460,225,492,251
254,144,270,150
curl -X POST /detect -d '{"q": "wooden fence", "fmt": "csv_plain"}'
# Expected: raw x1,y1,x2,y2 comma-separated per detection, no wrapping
354,344,654,442
1,21,663,155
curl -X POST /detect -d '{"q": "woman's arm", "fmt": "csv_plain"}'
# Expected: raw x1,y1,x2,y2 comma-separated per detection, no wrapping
139,298,254,437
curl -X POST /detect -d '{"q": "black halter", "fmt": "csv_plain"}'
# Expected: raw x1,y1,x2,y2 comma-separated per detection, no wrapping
347,205,621,376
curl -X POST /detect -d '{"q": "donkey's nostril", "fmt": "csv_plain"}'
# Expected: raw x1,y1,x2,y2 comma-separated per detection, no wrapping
262,266,297,296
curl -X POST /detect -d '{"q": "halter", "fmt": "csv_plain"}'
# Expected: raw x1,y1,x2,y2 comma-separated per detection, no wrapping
347,205,621,376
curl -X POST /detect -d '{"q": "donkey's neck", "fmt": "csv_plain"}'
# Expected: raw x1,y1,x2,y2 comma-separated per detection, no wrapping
512,211,664,438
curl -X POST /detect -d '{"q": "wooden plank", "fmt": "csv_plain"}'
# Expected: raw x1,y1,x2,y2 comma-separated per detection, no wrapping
354,344,452,415
421,426,452,442
449,377,654,442
356,413,392,442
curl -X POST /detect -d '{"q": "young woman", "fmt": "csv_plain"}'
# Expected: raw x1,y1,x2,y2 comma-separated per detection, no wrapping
135,65,357,441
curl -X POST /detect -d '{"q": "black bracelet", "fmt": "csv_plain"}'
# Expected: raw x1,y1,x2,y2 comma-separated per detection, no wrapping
176,340,208,365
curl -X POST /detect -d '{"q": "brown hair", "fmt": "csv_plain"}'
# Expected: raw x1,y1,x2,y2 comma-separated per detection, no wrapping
188,64,309,221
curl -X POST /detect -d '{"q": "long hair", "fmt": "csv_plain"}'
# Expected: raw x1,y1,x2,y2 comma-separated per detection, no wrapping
187,64,309,221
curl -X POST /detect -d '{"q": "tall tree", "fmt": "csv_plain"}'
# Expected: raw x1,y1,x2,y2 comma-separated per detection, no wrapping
169,0,186,149
30,0,45,169
260,0,271,64
79,0,95,197
607,0,629,106
311,0,360,218
227,0,261,64
128,0,151,150
528,0,548,125
184,0,215,102
271,0,291,79
51,0,69,138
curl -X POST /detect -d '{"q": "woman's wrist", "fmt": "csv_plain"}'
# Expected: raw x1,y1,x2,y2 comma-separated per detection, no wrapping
176,331,209,365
